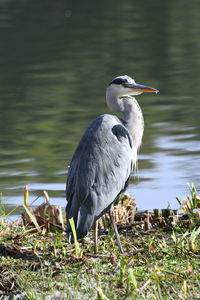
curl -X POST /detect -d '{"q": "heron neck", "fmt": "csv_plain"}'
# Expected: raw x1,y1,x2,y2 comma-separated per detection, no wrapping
106,94,144,151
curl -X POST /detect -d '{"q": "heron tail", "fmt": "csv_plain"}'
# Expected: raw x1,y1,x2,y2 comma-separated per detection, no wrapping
66,201,95,242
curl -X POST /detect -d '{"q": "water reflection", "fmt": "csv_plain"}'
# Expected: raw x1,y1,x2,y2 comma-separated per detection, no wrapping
0,0,200,218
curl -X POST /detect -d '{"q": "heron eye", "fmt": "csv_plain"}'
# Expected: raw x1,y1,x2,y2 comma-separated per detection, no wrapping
122,82,133,88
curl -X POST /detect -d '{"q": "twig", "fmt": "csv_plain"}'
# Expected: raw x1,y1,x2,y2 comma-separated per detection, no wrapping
85,253,111,259
43,190,50,204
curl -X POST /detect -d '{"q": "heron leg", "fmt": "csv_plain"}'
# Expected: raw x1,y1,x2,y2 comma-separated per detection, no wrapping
109,207,124,253
94,220,98,254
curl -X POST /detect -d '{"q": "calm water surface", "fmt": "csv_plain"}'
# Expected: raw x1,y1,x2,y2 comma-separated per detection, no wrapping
1,0,200,220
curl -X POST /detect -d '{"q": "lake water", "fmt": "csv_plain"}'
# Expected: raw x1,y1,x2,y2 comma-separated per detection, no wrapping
1,0,200,220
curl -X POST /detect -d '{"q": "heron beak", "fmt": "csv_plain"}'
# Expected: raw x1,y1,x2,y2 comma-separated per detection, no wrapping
124,83,159,94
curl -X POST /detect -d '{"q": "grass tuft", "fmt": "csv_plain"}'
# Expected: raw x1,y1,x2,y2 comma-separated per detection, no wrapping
176,183,200,228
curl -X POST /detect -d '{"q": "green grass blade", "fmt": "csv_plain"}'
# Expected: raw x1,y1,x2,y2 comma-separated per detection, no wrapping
68,217,81,257
24,185,29,207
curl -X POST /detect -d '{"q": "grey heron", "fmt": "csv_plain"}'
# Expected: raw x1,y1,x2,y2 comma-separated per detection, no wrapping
66,75,158,252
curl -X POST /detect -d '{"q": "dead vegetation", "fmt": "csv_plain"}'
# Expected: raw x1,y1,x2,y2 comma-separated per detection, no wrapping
19,187,199,235
20,193,175,234
22,188,64,233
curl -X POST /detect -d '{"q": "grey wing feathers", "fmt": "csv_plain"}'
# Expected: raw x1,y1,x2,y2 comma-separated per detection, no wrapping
66,114,133,239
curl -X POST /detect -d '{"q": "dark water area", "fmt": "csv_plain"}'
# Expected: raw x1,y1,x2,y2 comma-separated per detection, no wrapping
1,0,200,220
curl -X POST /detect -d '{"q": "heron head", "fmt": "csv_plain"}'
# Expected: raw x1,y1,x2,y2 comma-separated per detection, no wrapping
108,75,159,97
